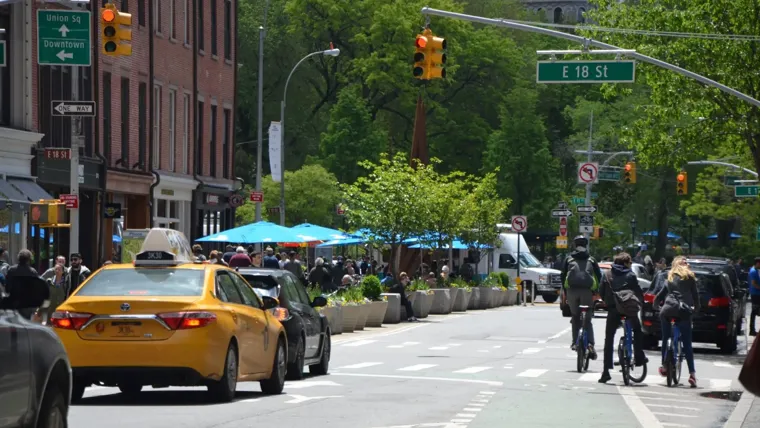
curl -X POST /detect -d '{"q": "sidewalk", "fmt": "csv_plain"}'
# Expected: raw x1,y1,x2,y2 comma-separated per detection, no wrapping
730,333,759,428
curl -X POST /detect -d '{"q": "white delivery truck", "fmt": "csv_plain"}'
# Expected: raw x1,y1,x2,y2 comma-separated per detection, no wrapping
477,230,563,303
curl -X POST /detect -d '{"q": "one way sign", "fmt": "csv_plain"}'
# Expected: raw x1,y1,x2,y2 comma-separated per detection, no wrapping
52,101,96,117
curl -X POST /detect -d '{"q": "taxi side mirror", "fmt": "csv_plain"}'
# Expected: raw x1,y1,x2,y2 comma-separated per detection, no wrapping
261,296,279,310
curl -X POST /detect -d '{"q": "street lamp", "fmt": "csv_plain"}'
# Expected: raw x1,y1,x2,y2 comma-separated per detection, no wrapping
630,218,637,247
278,47,341,226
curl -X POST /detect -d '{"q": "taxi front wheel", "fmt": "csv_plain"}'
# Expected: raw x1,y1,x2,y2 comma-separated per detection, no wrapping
207,344,238,403
260,339,286,395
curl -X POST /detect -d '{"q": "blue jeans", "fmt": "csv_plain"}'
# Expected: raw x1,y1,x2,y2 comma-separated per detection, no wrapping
660,316,695,373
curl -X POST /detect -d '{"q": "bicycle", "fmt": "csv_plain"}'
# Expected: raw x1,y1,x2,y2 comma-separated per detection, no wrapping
615,315,647,385
576,305,592,373
663,318,685,387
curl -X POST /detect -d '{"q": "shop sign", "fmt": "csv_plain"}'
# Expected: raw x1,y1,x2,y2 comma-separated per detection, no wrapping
206,194,220,205
103,202,122,219
161,189,175,196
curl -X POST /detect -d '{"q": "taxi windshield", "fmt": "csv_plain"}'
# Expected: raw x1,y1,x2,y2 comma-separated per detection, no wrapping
75,268,205,296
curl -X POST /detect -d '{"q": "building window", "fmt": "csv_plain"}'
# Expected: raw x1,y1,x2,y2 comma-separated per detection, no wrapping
182,93,189,173
154,0,162,34
210,105,217,177
197,0,204,51
183,0,189,44
223,108,230,179
103,72,112,161
197,101,204,174
553,7,563,23
121,0,129,12
210,0,217,55
224,0,231,60
120,78,130,165
153,84,161,169
169,0,176,39
169,89,176,171
155,199,182,231
138,0,145,26
578,8,586,23
138,83,147,168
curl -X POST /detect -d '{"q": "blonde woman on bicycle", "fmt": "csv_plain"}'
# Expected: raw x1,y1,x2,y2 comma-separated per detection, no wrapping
655,256,700,387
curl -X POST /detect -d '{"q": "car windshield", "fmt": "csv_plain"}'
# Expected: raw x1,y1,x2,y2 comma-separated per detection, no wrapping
75,268,205,296
240,274,280,290
519,253,541,268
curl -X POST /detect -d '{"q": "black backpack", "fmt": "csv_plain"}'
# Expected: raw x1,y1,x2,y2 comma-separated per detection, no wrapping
605,270,642,317
565,257,598,290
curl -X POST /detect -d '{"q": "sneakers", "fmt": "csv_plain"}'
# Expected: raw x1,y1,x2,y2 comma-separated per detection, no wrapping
571,343,577,351
407,316,418,322
598,371,611,383
689,373,697,388
588,344,598,360
658,366,667,377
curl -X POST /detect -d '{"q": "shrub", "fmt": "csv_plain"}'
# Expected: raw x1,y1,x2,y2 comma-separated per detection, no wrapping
362,275,383,301
408,279,430,291
498,272,510,287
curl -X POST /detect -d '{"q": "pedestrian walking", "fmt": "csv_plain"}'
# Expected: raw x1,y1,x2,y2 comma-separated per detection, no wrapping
749,257,760,336
228,246,252,268
64,253,91,298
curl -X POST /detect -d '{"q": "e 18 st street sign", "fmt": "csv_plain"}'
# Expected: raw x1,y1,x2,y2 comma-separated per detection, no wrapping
735,185,759,198
37,10,91,66
536,60,636,84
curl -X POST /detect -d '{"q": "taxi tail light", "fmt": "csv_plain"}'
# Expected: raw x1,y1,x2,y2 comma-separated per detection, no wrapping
270,307,290,321
643,293,655,304
158,311,217,330
50,311,94,330
709,297,731,308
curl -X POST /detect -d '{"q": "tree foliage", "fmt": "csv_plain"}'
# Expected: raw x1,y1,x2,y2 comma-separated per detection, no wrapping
460,172,509,264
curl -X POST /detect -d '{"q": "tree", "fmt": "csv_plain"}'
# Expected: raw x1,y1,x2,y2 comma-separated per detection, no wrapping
320,86,387,183
342,153,430,274
235,164,342,227
460,172,509,274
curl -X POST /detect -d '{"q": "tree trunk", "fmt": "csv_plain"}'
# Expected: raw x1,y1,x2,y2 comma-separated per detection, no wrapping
716,219,736,248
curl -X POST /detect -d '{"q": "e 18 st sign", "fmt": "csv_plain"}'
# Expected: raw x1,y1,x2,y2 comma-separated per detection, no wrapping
537,60,636,84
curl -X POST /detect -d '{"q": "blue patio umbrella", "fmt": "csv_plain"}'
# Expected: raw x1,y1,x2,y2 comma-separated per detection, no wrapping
113,235,122,243
195,221,314,244
408,240,471,250
641,230,682,239
291,223,358,242
707,233,742,240
317,237,366,247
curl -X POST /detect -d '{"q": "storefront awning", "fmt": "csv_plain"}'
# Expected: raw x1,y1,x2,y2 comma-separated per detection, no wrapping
8,178,55,203
0,178,30,209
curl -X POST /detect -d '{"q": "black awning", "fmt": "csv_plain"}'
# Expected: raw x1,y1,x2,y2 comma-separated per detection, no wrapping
0,178,31,209
8,178,55,203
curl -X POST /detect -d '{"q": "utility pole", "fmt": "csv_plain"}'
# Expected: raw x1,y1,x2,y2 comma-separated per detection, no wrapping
255,0,271,222
70,66,80,255
584,111,593,240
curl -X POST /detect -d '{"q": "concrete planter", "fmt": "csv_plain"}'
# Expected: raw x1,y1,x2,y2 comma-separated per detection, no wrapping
496,289,507,306
501,289,510,306
321,305,343,335
448,288,461,312
354,303,370,330
478,287,495,309
429,289,452,315
506,289,519,305
366,301,388,327
452,288,470,312
341,305,360,333
381,293,401,324
412,291,432,318
467,287,481,310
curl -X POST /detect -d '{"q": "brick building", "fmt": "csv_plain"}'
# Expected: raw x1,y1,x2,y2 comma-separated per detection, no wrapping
0,0,238,270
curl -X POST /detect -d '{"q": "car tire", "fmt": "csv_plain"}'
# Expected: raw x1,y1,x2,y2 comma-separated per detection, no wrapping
70,381,87,403
261,338,287,395
542,294,559,304
719,330,738,354
286,335,306,381
118,383,143,395
309,330,331,376
207,344,238,403
36,386,68,428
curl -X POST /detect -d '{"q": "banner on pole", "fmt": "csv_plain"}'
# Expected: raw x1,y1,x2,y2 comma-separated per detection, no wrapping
268,121,282,183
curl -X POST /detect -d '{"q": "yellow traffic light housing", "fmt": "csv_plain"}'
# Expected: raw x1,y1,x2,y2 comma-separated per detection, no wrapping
29,201,68,226
592,226,604,239
676,171,688,195
624,162,637,184
412,29,446,80
102,4,132,56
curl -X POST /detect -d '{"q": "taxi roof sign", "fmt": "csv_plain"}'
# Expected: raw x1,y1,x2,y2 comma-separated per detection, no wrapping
135,228,194,266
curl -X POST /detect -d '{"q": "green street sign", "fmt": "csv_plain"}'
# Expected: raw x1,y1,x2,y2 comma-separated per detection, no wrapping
735,185,759,197
0,41,5,67
598,170,621,181
536,60,636,84
37,10,91,66
724,176,741,186
572,197,584,204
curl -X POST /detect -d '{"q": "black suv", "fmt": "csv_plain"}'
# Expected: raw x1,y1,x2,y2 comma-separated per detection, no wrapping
686,256,748,321
237,268,330,380
641,267,743,354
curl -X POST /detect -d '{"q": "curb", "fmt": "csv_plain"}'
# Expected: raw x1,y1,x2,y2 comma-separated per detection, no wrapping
724,391,754,428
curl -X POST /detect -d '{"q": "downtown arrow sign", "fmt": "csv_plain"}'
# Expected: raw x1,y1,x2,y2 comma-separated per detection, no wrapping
551,209,573,218
52,101,96,117
577,205,598,214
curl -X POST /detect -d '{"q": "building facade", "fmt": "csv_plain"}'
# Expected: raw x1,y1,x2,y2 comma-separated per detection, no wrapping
523,0,591,23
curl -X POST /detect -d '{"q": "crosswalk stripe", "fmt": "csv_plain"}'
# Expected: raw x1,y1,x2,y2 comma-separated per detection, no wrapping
462,408,482,412
337,362,383,369
651,412,698,418
522,348,542,354
429,346,449,350
454,367,492,374
398,364,438,371
517,369,548,378
647,404,700,411
713,361,735,368
709,379,733,389
342,340,378,347
577,373,598,382
661,423,689,427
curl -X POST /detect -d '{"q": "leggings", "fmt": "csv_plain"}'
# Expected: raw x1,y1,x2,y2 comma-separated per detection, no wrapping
660,316,695,373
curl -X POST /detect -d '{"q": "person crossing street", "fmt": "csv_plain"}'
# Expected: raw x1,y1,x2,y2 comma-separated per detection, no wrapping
561,236,602,360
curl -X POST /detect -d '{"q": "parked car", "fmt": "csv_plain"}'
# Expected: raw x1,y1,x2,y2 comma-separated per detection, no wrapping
0,276,72,427
641,267,742,353
686,256,747,323
237,267,331,379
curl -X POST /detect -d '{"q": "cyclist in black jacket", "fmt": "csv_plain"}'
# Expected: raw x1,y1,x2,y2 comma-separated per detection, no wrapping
597,252,647,383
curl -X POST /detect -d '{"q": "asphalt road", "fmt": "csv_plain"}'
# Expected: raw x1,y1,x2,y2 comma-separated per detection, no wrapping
68,304,749,428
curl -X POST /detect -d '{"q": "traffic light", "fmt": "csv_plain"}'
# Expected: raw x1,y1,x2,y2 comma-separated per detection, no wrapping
101,3,132,56
592,226,604,239
412,29,446,80
29,201,67,226
677,171,688,195
624,162,637,184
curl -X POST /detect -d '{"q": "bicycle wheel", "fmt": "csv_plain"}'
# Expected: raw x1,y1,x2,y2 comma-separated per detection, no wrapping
584,351,591,371
674,341,683,385
664,339,674,387
618,338,630,386
576,339,585,373
629,361,648,384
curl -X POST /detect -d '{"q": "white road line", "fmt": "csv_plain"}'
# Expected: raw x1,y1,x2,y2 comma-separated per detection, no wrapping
337,362,383,369
617,386,663,428
429,346,449,350
713,361,735,368
635,390,680,397
238,398,261,403
468,403,486,407
330,372,502,386
517,369,548,378
549,326,572,340
388,341,421,349
651,412,698,418
577,373,598,382
504,366,513,369
471,399,489,403
521,348,542,354
398,364,438,371
493,345,502,349
335,323,430,345
537,340,547,344
647,404,700,411
709,379,733,389
454,367,492,374
463,408,482,412
661,423,690,427
479,391,496,395
477,350,489,353
342,339,378,347
639,397,698,404
448,344,462,347
456,414,476,418
450,420,472,424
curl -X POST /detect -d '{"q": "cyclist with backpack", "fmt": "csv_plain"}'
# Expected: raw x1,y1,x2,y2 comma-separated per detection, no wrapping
598,252,647,383
655,256,700,387
561,236,602,359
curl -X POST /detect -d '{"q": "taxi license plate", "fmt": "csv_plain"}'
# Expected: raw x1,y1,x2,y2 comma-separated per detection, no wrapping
112,321,141,336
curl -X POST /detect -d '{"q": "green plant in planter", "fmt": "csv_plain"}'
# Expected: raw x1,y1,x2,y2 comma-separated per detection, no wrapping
343,286,367,304
498,272,510,288
451,278,470,290
361,275,384,301
408,279,430,291
483,273,501,287
307,286,324,302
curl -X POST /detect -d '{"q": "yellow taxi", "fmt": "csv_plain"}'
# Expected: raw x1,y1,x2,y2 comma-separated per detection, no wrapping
51,228,288,403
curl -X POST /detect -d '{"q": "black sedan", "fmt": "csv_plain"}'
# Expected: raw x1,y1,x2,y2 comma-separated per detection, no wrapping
641,267,742,354
237,268,331,380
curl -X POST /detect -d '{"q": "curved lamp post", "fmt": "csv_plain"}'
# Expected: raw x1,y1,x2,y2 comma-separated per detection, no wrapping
278,48,340,225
